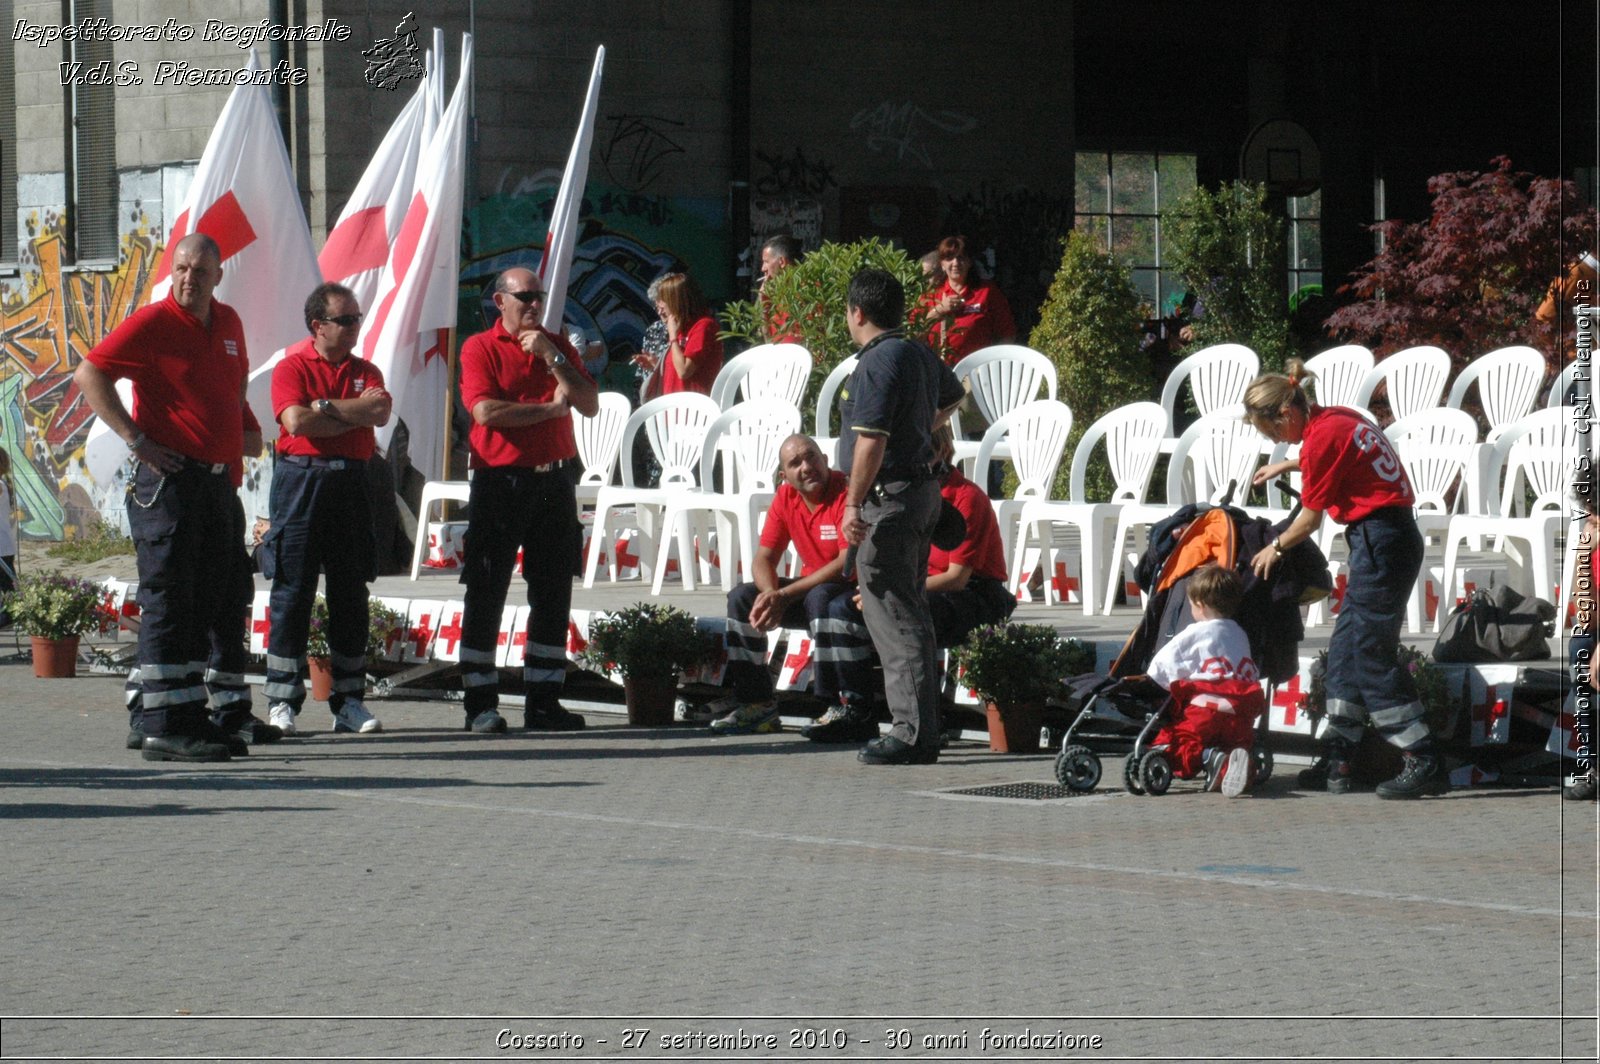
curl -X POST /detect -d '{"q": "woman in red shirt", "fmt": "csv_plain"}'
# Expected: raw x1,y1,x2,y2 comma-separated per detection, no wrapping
642,272,723,397
1245,359,1448,799
923,234,1015,366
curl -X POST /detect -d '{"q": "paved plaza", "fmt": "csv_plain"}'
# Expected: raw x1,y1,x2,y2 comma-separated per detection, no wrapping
1,572,1597,1064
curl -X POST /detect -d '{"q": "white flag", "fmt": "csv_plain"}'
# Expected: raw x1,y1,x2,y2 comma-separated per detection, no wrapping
85,52,320,486
539,46,605,334
360,35,473,481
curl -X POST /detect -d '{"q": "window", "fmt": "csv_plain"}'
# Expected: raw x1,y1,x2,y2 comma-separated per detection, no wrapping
1287,189,1322,306
1074,151,1196,314
62,0,117,263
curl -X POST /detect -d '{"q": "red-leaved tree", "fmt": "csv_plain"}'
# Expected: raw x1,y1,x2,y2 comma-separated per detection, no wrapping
1325,157,1597,375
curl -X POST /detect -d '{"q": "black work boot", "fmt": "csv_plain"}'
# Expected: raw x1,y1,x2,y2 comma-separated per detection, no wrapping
1376,750,1450,799
524,703,586,731
801,699,878,743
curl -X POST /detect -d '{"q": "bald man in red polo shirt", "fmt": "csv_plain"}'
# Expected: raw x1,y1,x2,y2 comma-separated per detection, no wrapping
456,267,599,734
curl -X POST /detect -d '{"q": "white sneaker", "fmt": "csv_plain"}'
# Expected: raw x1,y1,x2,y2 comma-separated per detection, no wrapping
1220,747,1253,798
332,699,382,734
268,702,297,736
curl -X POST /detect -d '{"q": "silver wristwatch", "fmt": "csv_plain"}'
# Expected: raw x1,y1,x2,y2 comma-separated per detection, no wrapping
316,398,335,416
550,352,568,367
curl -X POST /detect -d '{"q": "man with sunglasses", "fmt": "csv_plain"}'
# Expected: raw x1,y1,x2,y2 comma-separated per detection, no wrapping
261,282,392,737
456,267,599,734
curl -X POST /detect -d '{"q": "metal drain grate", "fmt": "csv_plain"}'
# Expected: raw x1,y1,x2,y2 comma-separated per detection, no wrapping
940,781,1096,800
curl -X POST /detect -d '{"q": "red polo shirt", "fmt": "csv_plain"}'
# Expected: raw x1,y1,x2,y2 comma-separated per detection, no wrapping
662,315,723,396
923,277,1016,364
759,470,848,577
271,337,385,460
930,466,1007,581
459,320,588,470
86,294,249,483
1298,405,1416,525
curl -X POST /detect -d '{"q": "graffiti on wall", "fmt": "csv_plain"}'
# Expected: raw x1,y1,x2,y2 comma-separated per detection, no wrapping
0,212,162,539
599,113,688,194
471,171,728,391
849,100,978,169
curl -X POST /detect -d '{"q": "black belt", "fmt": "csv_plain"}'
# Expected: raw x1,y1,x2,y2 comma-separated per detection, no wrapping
181,458,229,475
280,454,365,471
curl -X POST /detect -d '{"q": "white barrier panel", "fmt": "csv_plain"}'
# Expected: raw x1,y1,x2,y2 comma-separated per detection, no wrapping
401,600,443,664
432,600,466,663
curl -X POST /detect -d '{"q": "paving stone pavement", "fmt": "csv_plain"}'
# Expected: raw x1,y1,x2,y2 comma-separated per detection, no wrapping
0,656,1596,1063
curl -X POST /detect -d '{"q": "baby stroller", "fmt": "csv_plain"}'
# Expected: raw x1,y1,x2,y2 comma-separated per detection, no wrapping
1054,484,1331,794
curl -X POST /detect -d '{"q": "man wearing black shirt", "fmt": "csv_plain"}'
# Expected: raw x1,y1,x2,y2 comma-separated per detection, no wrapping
837,268,963,765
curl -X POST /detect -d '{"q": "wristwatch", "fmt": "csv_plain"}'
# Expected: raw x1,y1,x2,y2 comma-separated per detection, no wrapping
550,352,568,367
316,398,335,416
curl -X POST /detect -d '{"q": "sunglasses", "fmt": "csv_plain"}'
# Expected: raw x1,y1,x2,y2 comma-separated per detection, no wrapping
319,314,363,327
506,290,547,305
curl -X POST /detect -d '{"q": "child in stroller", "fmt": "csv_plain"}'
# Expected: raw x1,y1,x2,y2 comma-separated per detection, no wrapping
1142,563,1263,797
1055,499,1330,794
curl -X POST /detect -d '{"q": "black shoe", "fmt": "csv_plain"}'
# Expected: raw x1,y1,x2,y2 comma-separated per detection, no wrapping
141,734,232,762
129,724,245,757
231,717,284,745
1564,768,1598,801
1375,753,1450,799
524,705,586,731
126,728,145,751
802,706,879,744
857,735,939,765
1296,755,1329,789
467,709,508,734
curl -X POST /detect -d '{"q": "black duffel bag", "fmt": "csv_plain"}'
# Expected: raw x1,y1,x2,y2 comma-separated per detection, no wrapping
1432,584,1557,663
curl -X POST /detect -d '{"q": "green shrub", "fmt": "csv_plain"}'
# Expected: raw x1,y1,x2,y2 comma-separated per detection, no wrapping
581,602,717,683
720,238,930,420
45,519,134,564
1028,231,1153,501
951,623,1087,707
1161,181,1292,368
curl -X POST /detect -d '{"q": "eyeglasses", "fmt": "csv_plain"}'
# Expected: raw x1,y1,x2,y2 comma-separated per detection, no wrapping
319,314,363,327
507,290,547,305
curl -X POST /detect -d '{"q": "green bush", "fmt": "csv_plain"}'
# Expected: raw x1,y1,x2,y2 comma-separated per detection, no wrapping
581,602,717,683
45,519,134,564
1161,181,1292,368
720,238,930,420
1028,231,1153,501
951,623,1086,707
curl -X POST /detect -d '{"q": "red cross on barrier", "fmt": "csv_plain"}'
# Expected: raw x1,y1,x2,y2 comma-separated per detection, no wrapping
783,638,812,681
436,611,464,656
566,619,588,654
1272,672,1305,727
1051,562,1079,602
409,612,435,657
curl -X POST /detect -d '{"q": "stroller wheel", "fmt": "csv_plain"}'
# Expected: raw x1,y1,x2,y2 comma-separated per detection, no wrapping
1123,754,1146,795
1139,750,1173,796
1253,747,1274,785
1056,744,1101,792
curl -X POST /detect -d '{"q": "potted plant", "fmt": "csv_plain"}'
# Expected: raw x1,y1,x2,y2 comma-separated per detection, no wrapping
952,624,1089,752
367,601,407,666
581,602,716,726
4,569,115,678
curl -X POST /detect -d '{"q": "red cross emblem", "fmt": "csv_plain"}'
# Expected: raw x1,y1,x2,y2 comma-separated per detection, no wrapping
251,611,272,642
1272,672,1304,727
566,619,588,654
409,611,435,657
1051,562,1079,602
782,638,813,684
436,610,464,657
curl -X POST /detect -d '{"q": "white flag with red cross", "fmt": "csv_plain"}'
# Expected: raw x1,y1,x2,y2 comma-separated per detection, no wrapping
85,52,322,485
1266,657,1319,736
361,35,473,481
432,600,466,663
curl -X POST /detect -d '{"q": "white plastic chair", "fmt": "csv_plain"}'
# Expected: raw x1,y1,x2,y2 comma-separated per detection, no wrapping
1547,361,1581,409
1102,406,1262,614
812,354,858,466
1384,408,1480,632
409,478,471,580
1010,401,1166,616
1446,345,1547,527
1158,343,1260,435
582,393,722,587
650,399,802,593
1303,344,1374,408
951,345,1058,476
1355,346,1450,421
572,392,632,515
1435,407,1577,630
970,399,1073,574
710,343,812,410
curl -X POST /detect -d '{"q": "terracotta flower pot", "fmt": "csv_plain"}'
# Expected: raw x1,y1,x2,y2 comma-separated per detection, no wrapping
308,656,334,701
623,674,677,726
986,701,1044,753
29,635,80,679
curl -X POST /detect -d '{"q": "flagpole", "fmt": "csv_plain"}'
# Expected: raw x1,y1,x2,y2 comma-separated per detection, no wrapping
441,325,458,481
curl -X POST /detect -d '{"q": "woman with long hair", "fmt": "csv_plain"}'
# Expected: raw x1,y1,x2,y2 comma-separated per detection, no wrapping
637,272,722,397
1244,360,1448,799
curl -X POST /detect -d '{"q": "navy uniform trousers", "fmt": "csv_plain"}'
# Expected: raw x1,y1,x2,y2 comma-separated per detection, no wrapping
458,466,579,721
260,455,375,716
125,460,252,737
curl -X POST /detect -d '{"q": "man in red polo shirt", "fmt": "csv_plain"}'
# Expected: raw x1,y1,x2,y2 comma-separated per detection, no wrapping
703,433,855,734
457,267,599,734
261,282,392,738
75,233,260,763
